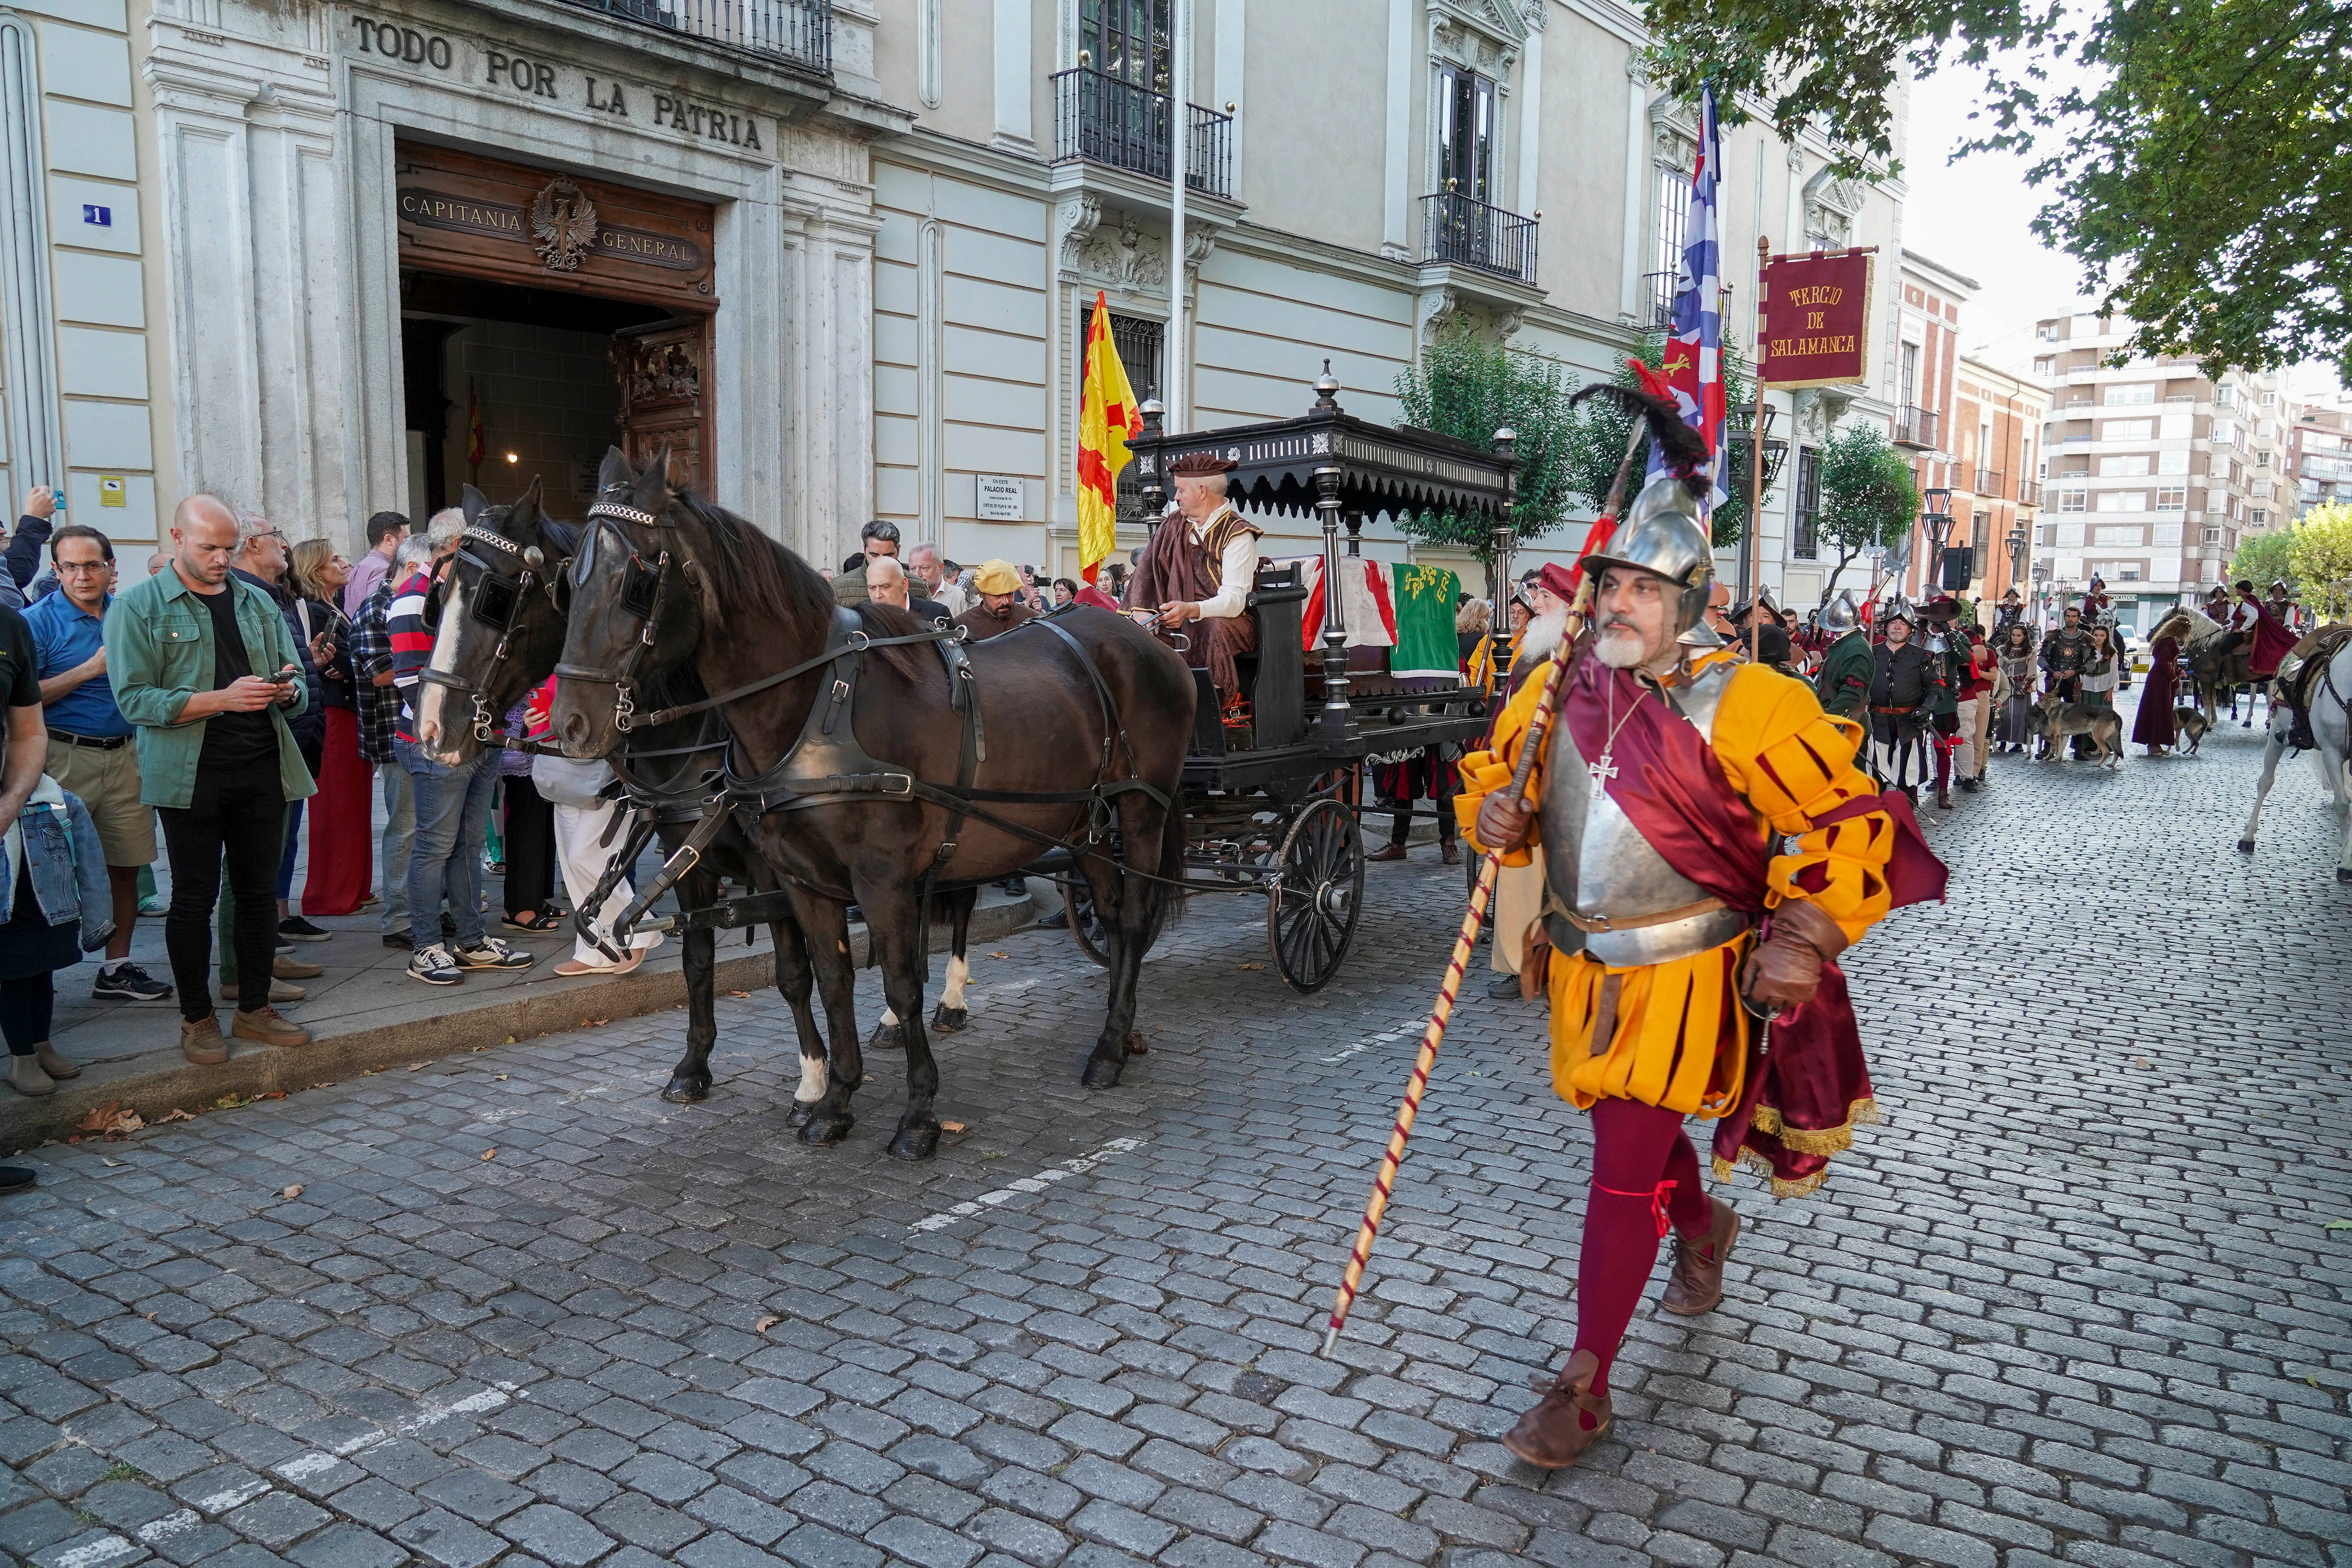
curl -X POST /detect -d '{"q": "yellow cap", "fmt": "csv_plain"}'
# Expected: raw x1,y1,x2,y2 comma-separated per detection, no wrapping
972,559,1021,595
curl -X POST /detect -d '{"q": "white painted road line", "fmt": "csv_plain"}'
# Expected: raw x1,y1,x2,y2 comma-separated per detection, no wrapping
909,1137,1146,1232
1320,1018,1426,1066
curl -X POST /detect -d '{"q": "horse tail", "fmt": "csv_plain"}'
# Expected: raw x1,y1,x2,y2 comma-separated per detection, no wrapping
1143,786,1186,932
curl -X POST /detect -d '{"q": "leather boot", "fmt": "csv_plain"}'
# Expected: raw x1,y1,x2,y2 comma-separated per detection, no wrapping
231,1006,311,1049
181,1017,229,1066
1439,839,1462,865
1502,1348,1612,1469
1937,786,1953,810
33,1043,78,1080
1660,1196,1740,1316
8,1055,55,1097
1365,844,1408,863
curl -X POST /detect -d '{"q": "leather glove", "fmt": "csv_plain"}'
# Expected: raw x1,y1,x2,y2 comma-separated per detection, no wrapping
1740,900,1849,1015
1475,791,1534,854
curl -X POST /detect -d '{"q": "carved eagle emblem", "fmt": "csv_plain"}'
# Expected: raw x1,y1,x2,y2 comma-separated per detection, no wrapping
531,176,598,271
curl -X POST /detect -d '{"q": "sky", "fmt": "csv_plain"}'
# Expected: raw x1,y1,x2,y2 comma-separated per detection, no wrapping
1899,63,2090,358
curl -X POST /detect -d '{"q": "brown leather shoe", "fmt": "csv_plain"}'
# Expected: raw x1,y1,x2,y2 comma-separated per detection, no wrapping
33,1043,78,1080
182,1016,229,1065
1439,839,1462,865
1660,1196,1740,1316
1502,1348,1611,1469
231,1006,311,1049
1366,844,1409,863
273,955,325,980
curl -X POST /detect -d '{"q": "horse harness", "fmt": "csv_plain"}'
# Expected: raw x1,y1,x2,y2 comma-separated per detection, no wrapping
561,500,1175,916
417,522,566,747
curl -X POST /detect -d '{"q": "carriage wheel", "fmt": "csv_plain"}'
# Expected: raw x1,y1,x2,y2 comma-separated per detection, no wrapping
1061,878,1170,971
1266,796,1365,994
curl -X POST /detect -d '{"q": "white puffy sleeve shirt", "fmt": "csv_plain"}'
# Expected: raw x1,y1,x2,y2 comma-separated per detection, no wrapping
1194,519,1259,621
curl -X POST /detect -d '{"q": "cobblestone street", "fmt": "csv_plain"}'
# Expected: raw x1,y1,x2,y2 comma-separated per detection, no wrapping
2,710,2347,1568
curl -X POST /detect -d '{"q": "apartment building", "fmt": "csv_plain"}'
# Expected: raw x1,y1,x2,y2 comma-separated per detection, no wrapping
2289,404,2351,516
2026,313,2288,632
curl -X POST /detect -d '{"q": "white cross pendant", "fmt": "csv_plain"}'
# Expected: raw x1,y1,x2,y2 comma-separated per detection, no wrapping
1587,753,1619,785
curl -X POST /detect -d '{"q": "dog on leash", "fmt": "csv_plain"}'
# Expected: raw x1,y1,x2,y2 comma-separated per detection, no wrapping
2174,706,2212,755
2026,695,2124,768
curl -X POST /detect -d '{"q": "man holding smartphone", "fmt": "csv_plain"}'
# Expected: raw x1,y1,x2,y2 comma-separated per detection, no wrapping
103,493,316,1061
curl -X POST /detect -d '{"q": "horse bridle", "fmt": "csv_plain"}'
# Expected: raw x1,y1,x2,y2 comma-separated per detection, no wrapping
418,522,564,742
552,500,673,732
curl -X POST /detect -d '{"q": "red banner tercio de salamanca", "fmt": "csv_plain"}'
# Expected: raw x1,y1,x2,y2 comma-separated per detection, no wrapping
1760,250,1875,389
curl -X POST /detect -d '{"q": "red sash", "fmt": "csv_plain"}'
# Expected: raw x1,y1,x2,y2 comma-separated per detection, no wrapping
1561,659,1946,1192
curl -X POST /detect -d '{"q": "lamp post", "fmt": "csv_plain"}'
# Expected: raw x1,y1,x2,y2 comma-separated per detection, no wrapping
2005,524,2028,607
1921,486,1954,597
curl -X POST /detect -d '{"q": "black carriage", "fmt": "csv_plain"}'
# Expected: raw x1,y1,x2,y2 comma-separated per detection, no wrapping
1054,372,1517,993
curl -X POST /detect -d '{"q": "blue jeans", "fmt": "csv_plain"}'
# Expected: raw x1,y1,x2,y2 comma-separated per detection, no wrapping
378,760,414,935
400,740,495,955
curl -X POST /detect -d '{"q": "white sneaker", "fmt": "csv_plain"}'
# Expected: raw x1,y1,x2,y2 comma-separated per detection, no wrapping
454,936,534,971
406,945,462,986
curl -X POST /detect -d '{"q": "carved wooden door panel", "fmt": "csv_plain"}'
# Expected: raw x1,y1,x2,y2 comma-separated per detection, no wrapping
612,316,712,494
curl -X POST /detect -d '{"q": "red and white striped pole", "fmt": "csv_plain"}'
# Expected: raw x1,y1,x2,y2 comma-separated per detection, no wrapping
1323,640,1573,1356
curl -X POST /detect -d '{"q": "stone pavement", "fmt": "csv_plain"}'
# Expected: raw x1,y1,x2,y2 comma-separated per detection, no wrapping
0,693,2346,1568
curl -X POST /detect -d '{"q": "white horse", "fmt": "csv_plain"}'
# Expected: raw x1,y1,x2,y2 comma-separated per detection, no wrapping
2237,640,2352,882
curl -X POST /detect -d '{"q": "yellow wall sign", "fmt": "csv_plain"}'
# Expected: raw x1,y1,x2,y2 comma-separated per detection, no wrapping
98,476,126,507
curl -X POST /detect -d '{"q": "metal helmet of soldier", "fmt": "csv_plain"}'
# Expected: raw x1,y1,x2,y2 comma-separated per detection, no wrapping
1582,472,1717,645
1820,589,1859,635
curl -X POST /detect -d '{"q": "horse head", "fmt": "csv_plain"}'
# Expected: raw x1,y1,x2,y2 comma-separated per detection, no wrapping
413,478,573,765
548,444,721,759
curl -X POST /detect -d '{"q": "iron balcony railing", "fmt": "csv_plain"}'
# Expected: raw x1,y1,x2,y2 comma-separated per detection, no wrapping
1419,191,1537,283
2017,480,2041,507
1641,270,1679,329
1051,69,1234,199
1974,467,2003,497
1894,405,1940,449
555,0,831,72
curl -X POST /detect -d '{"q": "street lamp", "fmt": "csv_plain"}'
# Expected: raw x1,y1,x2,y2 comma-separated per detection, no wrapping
2004,524,2028,607
1921,486,1955,593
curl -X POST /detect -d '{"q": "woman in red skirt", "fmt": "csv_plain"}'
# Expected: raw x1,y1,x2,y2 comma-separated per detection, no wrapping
290,541,373,916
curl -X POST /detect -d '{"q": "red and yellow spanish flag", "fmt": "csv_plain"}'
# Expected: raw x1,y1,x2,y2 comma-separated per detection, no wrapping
1076,292,1141,585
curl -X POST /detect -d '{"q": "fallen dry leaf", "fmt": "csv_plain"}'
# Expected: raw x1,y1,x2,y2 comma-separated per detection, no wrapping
280,1185,304,1200
728,990,750,999
1238,962,1265,971
754,1315,781,1333
76,1103,143,1137
480,1150,496,1161
158,1108,195,1123
260,1091,285,1100
404,1063,428,1073
988,951,1007,959
494,1075,509,1082
2133,1057,2151,1068
583,1019,608,1027
940,1121,969,1134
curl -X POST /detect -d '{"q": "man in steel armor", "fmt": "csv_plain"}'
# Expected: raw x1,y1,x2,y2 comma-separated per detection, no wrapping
2040,604,2094,757
1811,591,1872,724
1457,462,1932,1470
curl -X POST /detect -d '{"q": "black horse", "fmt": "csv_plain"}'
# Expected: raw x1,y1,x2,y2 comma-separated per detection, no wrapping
409,480,830,1110
548,448,1193,1161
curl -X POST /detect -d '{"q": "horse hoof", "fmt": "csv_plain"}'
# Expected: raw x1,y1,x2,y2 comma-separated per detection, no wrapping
868,1020,905,1051
798,1112,852,1145
888,1125,941,1162
2237,839,2256,853
660,1076,711,1104
1081,1053,1126,1090
930,1005,968,1034
786,1100,817,1129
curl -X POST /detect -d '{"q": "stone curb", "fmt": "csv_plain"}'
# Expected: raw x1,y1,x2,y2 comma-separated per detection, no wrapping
2,899,1040,1153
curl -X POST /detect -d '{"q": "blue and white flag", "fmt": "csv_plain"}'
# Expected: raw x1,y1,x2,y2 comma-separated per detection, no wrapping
1651,82,1728,514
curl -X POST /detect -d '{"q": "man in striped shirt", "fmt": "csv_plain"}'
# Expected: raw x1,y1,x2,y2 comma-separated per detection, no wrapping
390,509,533,986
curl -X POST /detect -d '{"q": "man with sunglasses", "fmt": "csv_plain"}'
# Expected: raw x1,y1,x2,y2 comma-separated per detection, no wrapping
389,510,532,986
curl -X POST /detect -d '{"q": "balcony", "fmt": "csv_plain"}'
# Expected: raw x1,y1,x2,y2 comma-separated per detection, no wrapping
1894,405,1939,449
2017,480,2041,508
555,0,831,73
1973,467,2003,498
1640,271,1683,330
1051,68,1233,199
1420,192,1537,284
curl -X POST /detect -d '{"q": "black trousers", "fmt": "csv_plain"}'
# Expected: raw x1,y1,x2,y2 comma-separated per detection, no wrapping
501,776,556,917
159,758,286,1020
0,975,51,1056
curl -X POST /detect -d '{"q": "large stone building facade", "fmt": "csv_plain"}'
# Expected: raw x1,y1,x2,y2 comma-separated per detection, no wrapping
62,0,1914,600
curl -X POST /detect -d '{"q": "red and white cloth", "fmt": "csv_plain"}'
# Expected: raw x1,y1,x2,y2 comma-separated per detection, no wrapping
1284,556,1397,652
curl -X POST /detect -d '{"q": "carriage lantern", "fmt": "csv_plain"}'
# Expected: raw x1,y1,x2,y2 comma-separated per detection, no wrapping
1489,426,1518,665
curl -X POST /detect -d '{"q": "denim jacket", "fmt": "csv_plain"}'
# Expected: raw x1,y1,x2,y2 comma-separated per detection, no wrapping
2,775,114,950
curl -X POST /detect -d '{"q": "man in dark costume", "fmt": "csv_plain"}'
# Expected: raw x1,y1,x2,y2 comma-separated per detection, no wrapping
1866,602,1936,799
1811,591,1872,724
1919,596,1970,809
1127,450,1263,711
2039,604,2094,756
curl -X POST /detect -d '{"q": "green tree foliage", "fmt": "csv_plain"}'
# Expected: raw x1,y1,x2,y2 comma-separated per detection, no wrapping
1559,337,1759,550
1391,328,1581,557
1814,423,1918,602
2229,529,2299,600
2287,502,2352,620
1640,0,2351,378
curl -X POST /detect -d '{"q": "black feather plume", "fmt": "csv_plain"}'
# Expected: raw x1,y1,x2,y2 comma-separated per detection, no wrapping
1570,381,1712,495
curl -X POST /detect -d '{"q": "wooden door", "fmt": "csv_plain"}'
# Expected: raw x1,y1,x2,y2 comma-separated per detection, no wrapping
612,317,713,495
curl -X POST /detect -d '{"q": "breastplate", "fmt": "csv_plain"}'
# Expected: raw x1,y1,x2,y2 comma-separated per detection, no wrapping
1538,661,1753,967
